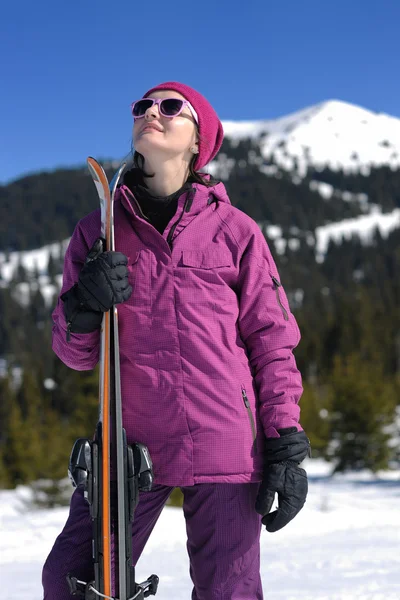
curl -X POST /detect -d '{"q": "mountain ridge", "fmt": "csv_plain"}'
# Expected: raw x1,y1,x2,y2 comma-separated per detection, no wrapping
219,99,400,176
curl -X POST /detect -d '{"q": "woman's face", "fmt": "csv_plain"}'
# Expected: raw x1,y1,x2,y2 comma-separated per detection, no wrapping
132,90,198,165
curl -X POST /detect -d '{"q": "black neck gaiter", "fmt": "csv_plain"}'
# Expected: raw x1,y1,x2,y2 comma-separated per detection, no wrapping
123,168,194,235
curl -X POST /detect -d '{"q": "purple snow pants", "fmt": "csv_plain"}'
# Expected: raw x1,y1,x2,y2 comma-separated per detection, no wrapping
42,483,263,600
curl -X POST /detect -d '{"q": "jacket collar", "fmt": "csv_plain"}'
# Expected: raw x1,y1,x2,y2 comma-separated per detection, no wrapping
118,173,231,222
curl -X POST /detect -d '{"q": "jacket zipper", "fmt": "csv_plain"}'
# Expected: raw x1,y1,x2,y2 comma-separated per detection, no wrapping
66,303,86,342
122,185,195,250
122,186,151,222
271,276,289,321
66,311,80,342
64,284,85,342
166,189,195,249
241,386,258,453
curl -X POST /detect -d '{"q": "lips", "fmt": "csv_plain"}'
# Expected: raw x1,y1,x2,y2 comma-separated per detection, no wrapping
142,124,162,133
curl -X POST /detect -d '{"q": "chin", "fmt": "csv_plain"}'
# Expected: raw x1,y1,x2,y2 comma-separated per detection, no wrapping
136,141,171,160
135,138,163,151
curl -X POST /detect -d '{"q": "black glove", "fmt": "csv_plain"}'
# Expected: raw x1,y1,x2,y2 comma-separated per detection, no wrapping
61,238,132,340
255,427,311,533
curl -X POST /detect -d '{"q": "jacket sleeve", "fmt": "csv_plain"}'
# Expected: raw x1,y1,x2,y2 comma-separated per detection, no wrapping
237,225,303,439
52,220,100,371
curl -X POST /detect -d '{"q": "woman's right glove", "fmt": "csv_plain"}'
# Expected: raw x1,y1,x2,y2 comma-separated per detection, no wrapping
61,238,132,340
255,427,311,533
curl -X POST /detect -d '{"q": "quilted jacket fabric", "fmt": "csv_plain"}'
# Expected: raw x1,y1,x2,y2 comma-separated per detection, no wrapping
52,175,304,485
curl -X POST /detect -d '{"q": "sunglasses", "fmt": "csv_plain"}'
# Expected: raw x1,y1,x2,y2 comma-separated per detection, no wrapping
131,98,199,125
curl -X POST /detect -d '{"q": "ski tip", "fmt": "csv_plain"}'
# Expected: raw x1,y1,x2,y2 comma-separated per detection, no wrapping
87,158,127,174
87,160,101,182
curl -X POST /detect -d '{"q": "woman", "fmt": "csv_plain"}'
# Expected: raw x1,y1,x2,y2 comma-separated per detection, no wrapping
43,81,310,600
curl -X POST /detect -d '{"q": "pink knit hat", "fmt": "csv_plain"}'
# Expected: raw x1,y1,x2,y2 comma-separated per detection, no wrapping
143,81,224,171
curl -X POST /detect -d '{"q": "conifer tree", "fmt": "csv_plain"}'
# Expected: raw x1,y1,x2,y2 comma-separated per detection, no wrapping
1,376,34,485
326,352,397,472
299,380,331,455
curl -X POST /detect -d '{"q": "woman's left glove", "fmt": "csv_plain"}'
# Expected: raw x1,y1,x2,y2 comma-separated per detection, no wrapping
255,427,311,533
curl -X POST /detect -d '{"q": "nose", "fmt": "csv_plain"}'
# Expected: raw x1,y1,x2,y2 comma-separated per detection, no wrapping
145,102,160,121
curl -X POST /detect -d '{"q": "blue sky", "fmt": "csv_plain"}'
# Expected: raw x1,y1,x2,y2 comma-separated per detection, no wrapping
1,0,399,183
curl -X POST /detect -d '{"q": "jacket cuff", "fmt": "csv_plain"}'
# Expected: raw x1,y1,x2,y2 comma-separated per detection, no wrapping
264,430,311,464
61,284,103,339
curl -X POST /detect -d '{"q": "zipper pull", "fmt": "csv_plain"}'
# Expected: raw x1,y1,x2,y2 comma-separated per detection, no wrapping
167,195,191,248
271,275,281,287
307,439,312,458
65,302,82,342
271,275,289,321
185,188,195,212
241,387,250,407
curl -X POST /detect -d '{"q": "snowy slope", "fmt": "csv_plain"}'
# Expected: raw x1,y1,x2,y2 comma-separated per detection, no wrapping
219,100,400,177
1,204,399,304
1,459,399,600
0,241,68,306
261,206,400,262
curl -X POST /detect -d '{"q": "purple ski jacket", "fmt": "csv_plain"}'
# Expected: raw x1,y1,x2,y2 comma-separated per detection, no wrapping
52,175,304,486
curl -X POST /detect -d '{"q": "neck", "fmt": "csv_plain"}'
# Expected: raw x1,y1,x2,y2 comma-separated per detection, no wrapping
141,157,192,196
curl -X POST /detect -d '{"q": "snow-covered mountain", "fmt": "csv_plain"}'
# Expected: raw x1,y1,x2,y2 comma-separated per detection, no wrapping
217,100,400,177
2,97,400,305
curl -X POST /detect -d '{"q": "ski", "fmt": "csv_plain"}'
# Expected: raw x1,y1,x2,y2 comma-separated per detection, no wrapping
67,159,159,600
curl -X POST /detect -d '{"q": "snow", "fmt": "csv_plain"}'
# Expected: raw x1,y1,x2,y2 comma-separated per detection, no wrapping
1,459,399,599
0,202,398,315
0,241,67,306
220,100,400,177
43,378,57,390
0,241,69,282
2,98,400,297
309,180,335,200
257,206,400,261
314,207,400,262
2,202,399,310
1,103,400,309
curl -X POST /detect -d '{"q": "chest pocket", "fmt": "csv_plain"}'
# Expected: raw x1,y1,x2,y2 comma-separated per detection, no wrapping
181,249,232,269
175,248,236,306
